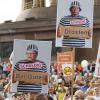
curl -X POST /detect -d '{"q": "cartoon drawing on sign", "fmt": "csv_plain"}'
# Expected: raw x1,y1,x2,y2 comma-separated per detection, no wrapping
57,0,92,47
64,67,72,75
13,44,48,92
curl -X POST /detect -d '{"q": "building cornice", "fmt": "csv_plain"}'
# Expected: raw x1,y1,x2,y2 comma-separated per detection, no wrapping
0,18,56,35
0,18,100,35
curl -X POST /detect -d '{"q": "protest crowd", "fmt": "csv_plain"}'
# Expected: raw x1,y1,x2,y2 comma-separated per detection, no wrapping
0,0,97,99
0,60,100,100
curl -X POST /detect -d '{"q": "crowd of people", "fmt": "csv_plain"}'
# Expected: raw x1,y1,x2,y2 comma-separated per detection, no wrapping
0,61,12,99
0,60,100,100
48,61,100,100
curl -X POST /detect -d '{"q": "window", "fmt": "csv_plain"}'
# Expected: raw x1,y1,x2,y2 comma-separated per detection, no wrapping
37,0,40,7
40,0,45,7
94,0,100,6
0,42,13,59
37,0,45,7
24,0,33,9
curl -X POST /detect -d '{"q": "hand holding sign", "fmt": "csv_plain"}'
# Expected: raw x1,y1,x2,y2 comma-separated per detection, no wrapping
98,58,100,64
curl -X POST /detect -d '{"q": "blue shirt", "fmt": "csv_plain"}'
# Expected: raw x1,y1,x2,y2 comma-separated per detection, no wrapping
80,85,89,92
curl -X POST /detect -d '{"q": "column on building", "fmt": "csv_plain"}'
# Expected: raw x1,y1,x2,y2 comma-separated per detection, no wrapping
49,0,57,6
33,0,37,7
22,0,25,10
33,0,46,8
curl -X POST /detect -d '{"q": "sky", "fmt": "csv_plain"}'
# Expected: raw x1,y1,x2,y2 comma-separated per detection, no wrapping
0,0,22,23
0,0,50,23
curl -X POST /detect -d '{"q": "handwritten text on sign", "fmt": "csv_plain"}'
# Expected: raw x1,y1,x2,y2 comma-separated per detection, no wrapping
14,71,48,84
59,26,92,39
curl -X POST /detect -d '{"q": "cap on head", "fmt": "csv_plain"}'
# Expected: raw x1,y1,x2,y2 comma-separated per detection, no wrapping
70,1,81,11
27,44,38,54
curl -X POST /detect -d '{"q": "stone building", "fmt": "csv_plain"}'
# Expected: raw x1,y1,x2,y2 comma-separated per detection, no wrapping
0,0,100,62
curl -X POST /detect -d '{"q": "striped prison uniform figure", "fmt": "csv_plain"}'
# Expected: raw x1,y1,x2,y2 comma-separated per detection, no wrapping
14,59,47,92
59,15,90,47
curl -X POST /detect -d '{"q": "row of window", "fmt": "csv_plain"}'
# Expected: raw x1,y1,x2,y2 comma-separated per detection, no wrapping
24,0,45,9
24,0,33,9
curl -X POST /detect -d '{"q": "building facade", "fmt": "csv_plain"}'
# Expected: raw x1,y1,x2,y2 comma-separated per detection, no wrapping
0,0,100,62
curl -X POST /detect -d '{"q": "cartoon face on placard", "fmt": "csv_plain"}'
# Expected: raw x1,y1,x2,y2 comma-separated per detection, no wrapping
64,66,72,75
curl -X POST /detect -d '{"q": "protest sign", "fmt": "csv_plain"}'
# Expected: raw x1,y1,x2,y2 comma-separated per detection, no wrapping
11,39,52,93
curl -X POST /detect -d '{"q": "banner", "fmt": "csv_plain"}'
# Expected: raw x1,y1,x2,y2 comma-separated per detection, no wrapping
56,0,94,48
57,51,72,72
11,39,52,93
94,43,100,78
